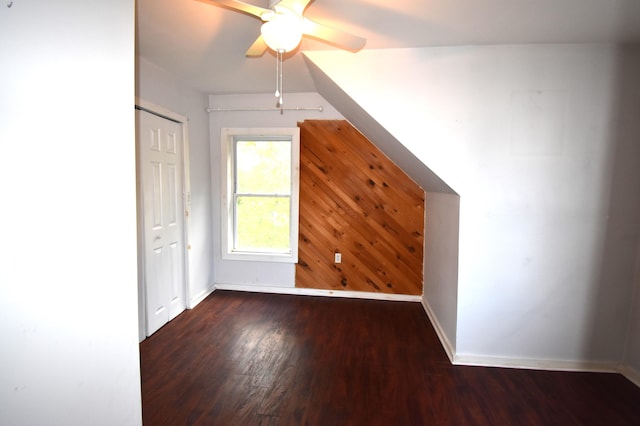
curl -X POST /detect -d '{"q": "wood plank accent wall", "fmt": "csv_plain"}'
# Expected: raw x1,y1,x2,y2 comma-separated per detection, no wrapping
296,120,425,295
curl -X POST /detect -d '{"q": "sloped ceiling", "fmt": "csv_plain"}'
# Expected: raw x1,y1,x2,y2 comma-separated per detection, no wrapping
303,53,455,194
137,0,640,94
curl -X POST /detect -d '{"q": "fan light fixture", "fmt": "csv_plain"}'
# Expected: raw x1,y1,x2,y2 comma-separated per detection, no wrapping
203,0,366,108
260,9,304,107
260,12,303,53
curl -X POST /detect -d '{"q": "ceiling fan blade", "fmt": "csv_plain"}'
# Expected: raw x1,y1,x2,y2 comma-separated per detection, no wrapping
246,35,268,57
199,0,271,19
302,17,366,51
274,0,313,16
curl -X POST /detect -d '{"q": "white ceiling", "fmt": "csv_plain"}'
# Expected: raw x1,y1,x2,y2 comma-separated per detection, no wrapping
136,0,640,94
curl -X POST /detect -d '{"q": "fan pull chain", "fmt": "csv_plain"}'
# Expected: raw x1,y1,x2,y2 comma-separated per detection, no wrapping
275,49,284,107
279,50,284,107
274,49,280,100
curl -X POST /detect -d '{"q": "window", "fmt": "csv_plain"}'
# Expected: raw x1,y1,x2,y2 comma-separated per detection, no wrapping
221,128,300,262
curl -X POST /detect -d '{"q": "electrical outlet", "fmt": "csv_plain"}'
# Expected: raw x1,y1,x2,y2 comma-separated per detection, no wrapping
334,252,342,264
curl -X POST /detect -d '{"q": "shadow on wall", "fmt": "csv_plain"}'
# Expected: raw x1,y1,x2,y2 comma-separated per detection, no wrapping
588,46,640,363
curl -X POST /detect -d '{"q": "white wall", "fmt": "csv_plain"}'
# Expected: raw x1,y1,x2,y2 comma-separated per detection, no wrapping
305,44,640,368
591,46,640,372
0,2,141,425
621,50,640,375
209,93,343,288
423,192,460,360
136,58,214,308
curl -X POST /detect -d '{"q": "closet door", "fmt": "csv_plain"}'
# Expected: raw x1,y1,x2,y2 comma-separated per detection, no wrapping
137,109,187,336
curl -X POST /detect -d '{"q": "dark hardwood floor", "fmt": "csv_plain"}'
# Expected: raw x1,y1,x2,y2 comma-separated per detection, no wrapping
140,291,640,425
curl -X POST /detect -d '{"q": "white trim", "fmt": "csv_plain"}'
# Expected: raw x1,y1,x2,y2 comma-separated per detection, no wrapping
453,354,619,373
214,283,422,302
188,284,216,309
135,97,188,123
420,299,455,363
621,365,640,387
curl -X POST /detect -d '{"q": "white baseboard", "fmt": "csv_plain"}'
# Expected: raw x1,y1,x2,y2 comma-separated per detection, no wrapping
418,299,632,379
453,354,619,373
214,283,422,302
188,284,216,309
620,364,640,387
420,299,455,363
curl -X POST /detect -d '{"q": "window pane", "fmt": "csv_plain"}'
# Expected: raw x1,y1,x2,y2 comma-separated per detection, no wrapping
236,140,291,194
236,196,290,251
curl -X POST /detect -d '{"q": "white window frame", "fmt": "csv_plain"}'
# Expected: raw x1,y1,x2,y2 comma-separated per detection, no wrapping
221,127,300,263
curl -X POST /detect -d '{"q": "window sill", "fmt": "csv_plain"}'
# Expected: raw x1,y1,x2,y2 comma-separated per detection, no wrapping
222,250,298,263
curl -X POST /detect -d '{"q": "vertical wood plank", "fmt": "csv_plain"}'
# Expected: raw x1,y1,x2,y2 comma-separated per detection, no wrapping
296,120,425,295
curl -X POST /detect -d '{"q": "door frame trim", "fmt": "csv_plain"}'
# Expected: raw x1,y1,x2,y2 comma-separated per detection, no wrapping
135,97,192,341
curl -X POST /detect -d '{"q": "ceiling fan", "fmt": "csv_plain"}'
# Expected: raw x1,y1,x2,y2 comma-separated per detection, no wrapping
203,0,366,56
202,0,366,106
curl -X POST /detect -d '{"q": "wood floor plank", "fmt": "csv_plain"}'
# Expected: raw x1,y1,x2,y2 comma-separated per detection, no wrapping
140,291,640,425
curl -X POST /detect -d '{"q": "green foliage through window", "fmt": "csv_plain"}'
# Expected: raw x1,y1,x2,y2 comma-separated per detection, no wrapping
234,139,292,253
235,196,290,251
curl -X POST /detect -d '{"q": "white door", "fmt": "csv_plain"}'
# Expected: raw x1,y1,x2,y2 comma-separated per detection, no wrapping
137,109,187,336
